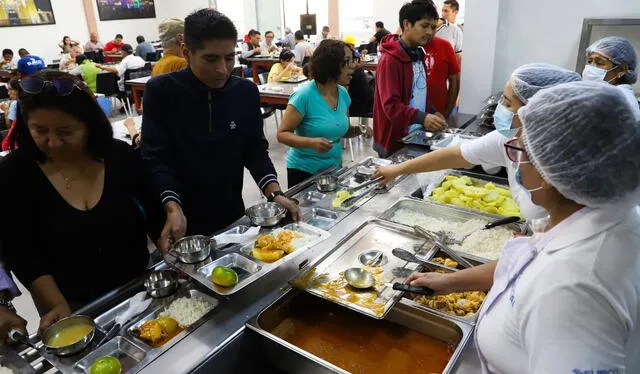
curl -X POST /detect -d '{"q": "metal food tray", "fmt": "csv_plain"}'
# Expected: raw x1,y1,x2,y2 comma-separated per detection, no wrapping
418,169,517,219
430,133,480,151
246,289,473,374
400,128,464,148
0,346,36,373
33,283,219,374
171,222,330,296
337,156,392,189
400,262,484,325
293,219,430,319
379,197,528,263
279,75,307,83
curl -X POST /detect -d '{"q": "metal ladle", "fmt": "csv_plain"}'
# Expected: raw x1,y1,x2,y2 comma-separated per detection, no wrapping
343,268,434,296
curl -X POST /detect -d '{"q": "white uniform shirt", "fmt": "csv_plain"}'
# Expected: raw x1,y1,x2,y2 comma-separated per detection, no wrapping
117,54,146,91
617,84,640,121
294,41,313,63
476,205,640,373
460,130,547,220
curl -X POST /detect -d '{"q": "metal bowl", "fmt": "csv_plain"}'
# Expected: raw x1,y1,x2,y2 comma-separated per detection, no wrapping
246,202,287,227
315,175,338,192
144,270,179,298
41,315,95,356
172,235,214,263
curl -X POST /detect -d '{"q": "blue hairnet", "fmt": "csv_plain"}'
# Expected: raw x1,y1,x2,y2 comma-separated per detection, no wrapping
586,36,638,84
519,81,640,208
510,63,582,104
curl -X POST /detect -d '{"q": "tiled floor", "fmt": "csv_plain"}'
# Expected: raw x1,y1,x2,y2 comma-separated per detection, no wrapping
14,112,377,334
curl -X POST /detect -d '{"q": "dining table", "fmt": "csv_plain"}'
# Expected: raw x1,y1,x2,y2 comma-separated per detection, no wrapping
257,80,308,106
246,56,280,83
125,76,151,112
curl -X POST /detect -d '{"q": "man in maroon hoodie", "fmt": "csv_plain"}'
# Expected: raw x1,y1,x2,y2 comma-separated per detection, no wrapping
373,0,446,157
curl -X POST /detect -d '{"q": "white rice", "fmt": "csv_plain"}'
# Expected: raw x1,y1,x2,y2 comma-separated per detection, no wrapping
271,229,313,249
390,208,487,241
159,297,213,327
451,226,514,260
0,366,14,374
390,208,514,260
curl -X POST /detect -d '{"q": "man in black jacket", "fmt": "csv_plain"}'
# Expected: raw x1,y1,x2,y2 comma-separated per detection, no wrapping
142,9,299,252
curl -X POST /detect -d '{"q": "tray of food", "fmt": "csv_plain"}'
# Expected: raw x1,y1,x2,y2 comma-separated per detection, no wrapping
337,156,391,189
379,197,527,261
400,128,465,148
173,222,330,296
418,171,522,218
292,219,431,319
402,258,486,324
73,337,146,374
246,289,473,374
280,74,307,83
430,133,480,151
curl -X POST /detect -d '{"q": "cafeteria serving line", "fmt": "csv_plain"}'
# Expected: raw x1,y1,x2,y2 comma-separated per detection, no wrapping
0,1,639,374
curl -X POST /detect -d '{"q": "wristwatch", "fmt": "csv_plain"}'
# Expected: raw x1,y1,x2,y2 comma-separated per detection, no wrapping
0,298,16,312
267,190,285,202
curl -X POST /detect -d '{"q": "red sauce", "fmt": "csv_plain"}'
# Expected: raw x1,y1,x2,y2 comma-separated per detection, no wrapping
268,296,453,374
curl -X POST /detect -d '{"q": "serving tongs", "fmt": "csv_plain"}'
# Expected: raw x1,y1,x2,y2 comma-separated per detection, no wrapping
347,176,384,194
340,176,385,208
413,225,474,269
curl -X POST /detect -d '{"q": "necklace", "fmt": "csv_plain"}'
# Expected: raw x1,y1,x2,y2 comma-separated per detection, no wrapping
52,163,88,189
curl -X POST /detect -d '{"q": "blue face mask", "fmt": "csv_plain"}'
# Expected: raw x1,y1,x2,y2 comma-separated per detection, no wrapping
493,103,518,138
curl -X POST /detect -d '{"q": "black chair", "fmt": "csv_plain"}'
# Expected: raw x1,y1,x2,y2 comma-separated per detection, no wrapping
123,68,151,114
145,52,158,62
84,51,96,61
0,86,8,100
301,56,311,66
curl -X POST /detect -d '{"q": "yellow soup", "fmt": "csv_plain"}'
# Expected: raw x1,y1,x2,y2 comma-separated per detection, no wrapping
47,324,93,348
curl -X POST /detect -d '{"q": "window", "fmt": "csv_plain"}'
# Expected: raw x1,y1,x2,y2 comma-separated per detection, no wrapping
217,0,246,40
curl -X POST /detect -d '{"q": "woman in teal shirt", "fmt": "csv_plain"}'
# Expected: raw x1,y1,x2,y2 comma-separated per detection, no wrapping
277,39,371,188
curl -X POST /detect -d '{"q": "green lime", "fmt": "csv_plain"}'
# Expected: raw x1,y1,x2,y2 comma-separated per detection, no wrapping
90,356,122,374
211,266,238,287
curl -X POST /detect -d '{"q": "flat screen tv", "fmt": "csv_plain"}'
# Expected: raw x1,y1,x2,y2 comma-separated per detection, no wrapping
0,0,56,27
96,0,156,21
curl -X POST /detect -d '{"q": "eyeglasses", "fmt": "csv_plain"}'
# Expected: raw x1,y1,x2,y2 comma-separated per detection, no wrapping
20,77,86,96
504,137,530,163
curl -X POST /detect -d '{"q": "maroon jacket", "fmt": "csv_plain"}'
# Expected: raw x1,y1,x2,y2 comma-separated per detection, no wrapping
373,34,428,155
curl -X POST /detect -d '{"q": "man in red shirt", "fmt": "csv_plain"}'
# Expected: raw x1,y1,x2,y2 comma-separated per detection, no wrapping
373,0,446,157
424,24,460,117
104,34,124,63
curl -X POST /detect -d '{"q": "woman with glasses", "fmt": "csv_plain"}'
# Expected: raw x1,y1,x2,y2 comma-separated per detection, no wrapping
0,71,163,334
374,63,581,220
408,81,640,372
277,39,371,188
582,36,639,120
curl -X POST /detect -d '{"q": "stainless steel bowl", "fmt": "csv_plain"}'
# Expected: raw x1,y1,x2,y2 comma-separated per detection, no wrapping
246,202,287,227
144,270,179,298
172,235,214,263
315,175,338,192
41,315,95,356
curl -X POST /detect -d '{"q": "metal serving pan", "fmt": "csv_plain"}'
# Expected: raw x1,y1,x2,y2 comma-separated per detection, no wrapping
292,219,429,319
172,222,330,296
379,197,528,263
0,346,36,373
430,133,480,151
246,289,473,374
400,128,465,148
73,337,146,373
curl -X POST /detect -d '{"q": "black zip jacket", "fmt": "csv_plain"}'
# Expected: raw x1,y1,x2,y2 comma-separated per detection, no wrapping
141,67,279,235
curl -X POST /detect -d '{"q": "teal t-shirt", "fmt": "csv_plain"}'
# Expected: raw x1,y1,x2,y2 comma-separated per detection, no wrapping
286,81,351,174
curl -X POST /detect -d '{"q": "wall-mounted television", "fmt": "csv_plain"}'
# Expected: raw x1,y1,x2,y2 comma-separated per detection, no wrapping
96,0,156,21
0,0,56,27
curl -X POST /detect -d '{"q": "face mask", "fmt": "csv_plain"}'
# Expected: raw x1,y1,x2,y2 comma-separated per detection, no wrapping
514,167,543,193
493,103,519,138
582,64,616,82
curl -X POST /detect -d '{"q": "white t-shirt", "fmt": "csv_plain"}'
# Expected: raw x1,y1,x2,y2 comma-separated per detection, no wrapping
460,130,547,220
117,54,146,91
294,41,313,63
476,206,640,373
618,84,640,121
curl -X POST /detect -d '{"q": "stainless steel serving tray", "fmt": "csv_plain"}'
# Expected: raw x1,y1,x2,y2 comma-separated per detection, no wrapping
337,156,392,189
417,169,520,219
379,197,528,263
170,222,330,296
430,133,480,151
400,128,465,148
0,346,36,373
292,219,430,319
246,289,473,374
400,261,484,325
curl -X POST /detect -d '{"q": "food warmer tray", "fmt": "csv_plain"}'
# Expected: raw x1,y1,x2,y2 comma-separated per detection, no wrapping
292,218,433,320
246,289,473,374
169,222,330,296
379,197,529,263
430,133,480,151
400,128,465,148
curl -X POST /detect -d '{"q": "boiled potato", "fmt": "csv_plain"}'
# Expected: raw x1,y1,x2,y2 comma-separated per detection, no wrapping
252,247,285,262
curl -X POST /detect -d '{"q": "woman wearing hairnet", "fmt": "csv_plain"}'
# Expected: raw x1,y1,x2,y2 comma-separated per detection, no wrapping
407,81,640,373
374,63,581,220
583,36,640,120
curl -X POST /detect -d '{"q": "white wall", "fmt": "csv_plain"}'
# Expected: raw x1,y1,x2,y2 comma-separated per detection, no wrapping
0,0,89,63
373,0,404,35
94,0,209,46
